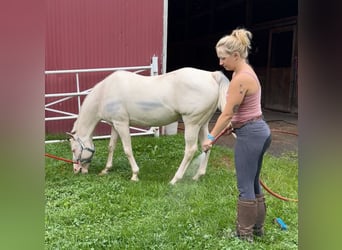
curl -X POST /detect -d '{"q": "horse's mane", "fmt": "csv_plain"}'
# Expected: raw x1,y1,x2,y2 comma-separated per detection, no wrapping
212,71,229,111
70,119,77,134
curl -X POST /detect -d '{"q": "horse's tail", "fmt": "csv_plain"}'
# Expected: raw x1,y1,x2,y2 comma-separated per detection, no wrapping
212,71,229,112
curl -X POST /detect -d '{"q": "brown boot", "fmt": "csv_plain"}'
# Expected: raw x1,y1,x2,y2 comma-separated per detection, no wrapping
236,198,257,243
254,194,266,236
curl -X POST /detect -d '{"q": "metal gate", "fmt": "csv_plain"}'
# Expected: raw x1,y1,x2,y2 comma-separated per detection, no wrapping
45,56,159,143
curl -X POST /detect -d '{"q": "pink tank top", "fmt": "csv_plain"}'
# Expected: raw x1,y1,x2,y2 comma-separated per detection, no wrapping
231,71,262,124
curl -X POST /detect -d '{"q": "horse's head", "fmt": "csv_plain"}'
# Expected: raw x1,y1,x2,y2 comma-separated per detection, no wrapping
67,132,95,174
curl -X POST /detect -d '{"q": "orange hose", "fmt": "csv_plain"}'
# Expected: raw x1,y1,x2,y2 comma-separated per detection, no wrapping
260,179,298,202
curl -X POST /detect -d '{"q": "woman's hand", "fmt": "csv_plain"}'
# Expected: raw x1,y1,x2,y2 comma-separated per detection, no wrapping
202,139,213,152
202,124,234,152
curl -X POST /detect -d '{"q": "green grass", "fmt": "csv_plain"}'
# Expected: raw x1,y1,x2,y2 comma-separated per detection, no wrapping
45,134,298,249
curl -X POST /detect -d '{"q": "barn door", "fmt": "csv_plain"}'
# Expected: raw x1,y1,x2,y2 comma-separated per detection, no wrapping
264,25,297,112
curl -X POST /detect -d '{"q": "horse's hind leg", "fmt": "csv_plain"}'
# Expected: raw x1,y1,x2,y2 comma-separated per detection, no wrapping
170,124,200,185
99,126,119,175
193,123,211,181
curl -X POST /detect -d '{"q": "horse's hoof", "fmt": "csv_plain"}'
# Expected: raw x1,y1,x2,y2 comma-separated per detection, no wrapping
130,176,139,182
169,179,177,185
192,174,202,181
98,169,109,176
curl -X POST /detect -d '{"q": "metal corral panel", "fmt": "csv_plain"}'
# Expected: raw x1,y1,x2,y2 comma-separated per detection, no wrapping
46,0,165,135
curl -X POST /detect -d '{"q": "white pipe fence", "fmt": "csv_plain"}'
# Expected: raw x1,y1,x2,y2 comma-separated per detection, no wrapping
45,56,159,143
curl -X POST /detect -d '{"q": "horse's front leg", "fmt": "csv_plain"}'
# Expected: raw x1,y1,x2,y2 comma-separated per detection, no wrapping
99,127,119,175
114,122,140,181
170,125,199,185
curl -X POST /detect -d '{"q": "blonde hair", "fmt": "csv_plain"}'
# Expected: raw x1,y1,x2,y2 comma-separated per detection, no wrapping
216,28,252,59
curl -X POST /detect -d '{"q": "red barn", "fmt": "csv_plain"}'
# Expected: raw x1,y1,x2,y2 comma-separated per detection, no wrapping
45,0,167,137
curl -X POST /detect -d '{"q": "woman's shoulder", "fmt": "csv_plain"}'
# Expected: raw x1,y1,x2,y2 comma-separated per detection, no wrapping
236,70,258,80
231,71,256,85
232,70,260,94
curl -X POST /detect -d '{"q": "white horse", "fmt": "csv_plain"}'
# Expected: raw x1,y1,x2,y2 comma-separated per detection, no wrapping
68,67,229,184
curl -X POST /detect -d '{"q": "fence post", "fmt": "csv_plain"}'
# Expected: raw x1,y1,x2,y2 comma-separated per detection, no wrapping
75,73,81,112
150,56,160,137
151,56,158,76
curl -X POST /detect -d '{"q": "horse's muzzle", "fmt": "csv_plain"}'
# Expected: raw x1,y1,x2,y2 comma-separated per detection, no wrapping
73,163,89,174
73,164,82,174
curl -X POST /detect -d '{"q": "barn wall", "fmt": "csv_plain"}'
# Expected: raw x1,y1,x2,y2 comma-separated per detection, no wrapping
45,0,165,135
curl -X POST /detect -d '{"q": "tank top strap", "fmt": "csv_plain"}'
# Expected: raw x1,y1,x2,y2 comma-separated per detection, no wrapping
240,71,259,84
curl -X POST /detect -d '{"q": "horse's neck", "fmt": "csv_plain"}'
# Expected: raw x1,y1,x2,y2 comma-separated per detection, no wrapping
74,99,100,140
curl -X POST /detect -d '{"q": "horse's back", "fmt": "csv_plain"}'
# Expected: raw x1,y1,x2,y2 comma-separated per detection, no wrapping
103,67,216,87
98,68,218,100
160,68,221,111
89,68,221,126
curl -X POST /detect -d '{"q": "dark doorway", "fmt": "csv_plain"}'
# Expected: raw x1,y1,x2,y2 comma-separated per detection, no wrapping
264,26,297,112
166,0,298,113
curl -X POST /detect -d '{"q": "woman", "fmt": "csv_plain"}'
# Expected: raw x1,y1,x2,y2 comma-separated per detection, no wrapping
202,28,272,242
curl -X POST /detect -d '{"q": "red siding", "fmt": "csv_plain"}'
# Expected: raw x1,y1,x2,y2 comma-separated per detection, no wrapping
45,0,165,135
46,0,164,70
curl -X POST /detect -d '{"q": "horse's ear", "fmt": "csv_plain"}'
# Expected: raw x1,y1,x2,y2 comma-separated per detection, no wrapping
66,132,75,139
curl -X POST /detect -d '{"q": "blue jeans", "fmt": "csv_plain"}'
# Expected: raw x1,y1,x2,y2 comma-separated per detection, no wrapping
234,119,272,200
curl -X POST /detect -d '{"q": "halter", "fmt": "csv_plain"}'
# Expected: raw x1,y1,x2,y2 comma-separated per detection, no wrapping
75,137,95,164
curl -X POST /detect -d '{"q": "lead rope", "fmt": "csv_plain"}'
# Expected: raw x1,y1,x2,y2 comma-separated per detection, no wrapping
45,153,77,164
